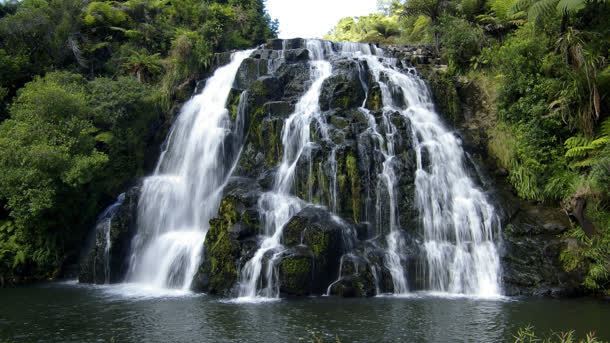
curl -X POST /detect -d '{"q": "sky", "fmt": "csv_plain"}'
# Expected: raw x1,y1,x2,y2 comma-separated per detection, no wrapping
266,0,378,39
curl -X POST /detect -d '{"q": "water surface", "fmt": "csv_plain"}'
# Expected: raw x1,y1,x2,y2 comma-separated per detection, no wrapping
0,282,607,342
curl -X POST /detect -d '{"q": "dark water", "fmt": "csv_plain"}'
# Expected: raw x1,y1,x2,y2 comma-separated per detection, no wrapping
0,282,607,343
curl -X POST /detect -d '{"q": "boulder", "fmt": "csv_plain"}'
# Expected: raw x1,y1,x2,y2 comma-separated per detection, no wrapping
319,59,366,111
279,206,355,295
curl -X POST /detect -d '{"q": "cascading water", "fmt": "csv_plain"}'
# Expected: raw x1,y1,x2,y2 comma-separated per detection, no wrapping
236,40,334,301
234,40,500,298
355,53,502,297
124,50,253,291
91,193,125,284
95,37,501,299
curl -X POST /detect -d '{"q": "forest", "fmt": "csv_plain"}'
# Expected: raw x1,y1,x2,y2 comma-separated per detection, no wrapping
0,0,276,285
327,0,610,294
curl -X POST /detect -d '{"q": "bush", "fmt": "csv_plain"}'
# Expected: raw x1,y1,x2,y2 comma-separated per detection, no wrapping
438,16,487,70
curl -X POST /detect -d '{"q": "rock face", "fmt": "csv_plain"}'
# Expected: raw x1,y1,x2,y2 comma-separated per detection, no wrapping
79,185,140,284
499,192,584,296
80,39,583,297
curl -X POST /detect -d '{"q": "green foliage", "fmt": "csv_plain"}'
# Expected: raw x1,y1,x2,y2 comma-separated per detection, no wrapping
0,0,276,283
512,0,608,24
438,16,486,70
561,220,610,292
325,14,402,44
564,118,610,169
513,325,605,343
83,1,128,27
0,72,106,279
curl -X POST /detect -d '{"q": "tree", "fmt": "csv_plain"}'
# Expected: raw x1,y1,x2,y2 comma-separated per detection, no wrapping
512,0,608,25
0,72,107,279
402,0,450,51
121,49,163,83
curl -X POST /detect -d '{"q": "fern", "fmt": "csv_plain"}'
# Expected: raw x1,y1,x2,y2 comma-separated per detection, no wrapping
512,0,608,23
544,169,580,199
564,118,610,169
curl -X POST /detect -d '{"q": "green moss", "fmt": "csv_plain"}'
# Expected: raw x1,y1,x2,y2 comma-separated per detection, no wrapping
202,197,241,293
422,69,461,125
227,91,242,121
264,120,283,167
304,230,330,258
281,257,311,274
335,94,351,109
317,161,329,205
365,85,383,111
279,256,312,295
346,152,361,222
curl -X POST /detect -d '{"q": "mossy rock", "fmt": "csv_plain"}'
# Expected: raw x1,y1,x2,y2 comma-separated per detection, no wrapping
328,274,376,298
281,206,352,293
278,250,313,295
419,67,461,125
365,84,383,112
194,192,260,294
319,60,366,111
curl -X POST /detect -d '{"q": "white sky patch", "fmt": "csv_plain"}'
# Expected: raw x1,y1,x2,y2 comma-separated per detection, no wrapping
266,0,378,39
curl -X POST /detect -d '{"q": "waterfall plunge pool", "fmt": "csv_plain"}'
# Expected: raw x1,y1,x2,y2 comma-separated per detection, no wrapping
0,282,607,342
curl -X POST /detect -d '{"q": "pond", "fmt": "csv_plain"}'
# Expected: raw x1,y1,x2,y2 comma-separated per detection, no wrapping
0,282,607,342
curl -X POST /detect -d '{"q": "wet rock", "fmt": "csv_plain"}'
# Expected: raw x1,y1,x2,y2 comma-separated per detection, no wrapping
234,58,269,91
320,59,366,111
276,62,311,102
279,206,354,294
192,178,261,295
266,38,305,50
284,48,310,63
263,101,294,119
501,205,584,297
79,185,141,284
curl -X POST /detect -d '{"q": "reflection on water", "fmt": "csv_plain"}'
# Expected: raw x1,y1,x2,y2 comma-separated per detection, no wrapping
0,283,607,343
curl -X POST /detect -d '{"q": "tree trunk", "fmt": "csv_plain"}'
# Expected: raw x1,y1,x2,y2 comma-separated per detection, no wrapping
567,197,597,238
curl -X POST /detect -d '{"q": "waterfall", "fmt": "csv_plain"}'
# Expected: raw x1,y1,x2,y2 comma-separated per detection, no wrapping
91,193,125,284
236,40,334,301
102,38,501,299
356,54,502,297
124,50,253,291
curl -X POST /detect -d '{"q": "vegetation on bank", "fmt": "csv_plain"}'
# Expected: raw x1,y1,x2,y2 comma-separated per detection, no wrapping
327,0,610,294
309,326,606,343
0,0,276,284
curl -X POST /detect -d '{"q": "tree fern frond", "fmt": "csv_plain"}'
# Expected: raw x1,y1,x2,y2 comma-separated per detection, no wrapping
527,0,558,21
589,136,609,148
566,145,596,157
564,135,590,149
556,0,586,14
570,157,596,168
511,0,537,13
599,118,610,136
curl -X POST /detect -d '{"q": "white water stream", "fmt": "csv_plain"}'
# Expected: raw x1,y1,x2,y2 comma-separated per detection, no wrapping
356,54,502,296
124,50,253,291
